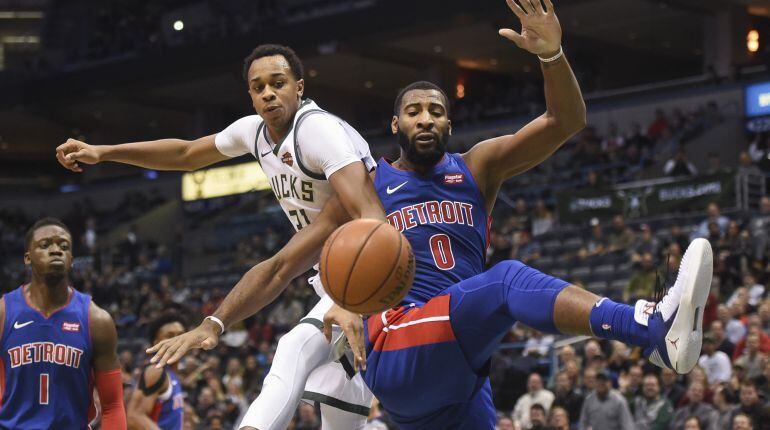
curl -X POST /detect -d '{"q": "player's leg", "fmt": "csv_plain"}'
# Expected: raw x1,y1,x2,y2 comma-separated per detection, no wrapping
450,238,712,374
239,322,331,430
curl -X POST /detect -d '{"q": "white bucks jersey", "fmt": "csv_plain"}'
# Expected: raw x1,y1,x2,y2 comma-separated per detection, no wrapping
215,99,376,233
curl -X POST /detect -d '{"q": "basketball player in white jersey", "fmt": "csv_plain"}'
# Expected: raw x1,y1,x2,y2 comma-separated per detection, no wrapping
56,44,383,429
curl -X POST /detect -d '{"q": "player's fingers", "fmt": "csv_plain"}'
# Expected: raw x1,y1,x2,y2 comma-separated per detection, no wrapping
148,340,169,360
353,324,367,371
166,343,190,365
323,321,333,343
499,29,525,47
157,341,182,368
65,149,86,161
201,336,217,350
531,0,545,14
543,0,554,14
504,0,526,17
517,0,533,14
55,141,78,154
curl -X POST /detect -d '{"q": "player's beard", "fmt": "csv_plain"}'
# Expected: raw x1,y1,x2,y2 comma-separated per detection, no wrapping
397,129,449,168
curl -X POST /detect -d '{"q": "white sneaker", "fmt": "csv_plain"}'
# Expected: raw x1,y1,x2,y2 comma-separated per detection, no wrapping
643,238,713,374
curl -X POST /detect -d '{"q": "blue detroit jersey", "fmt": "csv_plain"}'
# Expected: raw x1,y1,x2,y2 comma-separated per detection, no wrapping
375,153,490,305
0,286,94,430
151,369,184,430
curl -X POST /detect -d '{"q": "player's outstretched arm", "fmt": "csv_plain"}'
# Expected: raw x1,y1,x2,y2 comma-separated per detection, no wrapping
147,196,351,367
55,134,229,173
463,0,586,208
126,367,165,430
329,162,386,221
90,303,128,430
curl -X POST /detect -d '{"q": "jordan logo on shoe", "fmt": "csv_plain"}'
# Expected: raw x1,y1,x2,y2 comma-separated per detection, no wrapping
668,337,680,350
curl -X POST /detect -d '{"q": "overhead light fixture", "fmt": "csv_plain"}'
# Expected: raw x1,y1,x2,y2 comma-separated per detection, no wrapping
173,20,184,31
747,29,759,53
456,82,465,99
0,11,43,19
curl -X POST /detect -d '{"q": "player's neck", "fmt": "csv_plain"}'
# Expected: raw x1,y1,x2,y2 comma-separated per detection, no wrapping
393,154,442,176
26,276,71,317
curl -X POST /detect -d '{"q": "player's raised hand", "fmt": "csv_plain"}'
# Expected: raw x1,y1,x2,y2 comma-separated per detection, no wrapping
323,304,367,371
146,321,220,368
499,0,562,57
55,138,102,173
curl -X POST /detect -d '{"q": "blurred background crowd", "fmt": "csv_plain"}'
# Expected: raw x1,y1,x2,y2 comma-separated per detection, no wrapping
2,0,770,429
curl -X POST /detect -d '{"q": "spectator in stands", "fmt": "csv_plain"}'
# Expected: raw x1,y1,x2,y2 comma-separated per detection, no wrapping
496,416,515,430
626,123,653,151
749,196,770,261
529,403,547,430
661,368,686,407
738,151,762,177
693,203,730,239
699,335,732,384
512,198,532,232
734,332,768,379
631,224,660,263
718,303,748,345
713,383,736,429
664,148,698,177
664,224,690,257
625,253,657,302
531,199,554,237
266,292,305,334
524,329,554,358
607,214,635,254
684,416,704,430
748,132,770,171
647,109,670,139
578,370,633,430
753,359,770,400
706,152,729,175
580,219,607,260
295,403,320,430
729,383,770,429
585,170,606,189
511,230,542,265
552,370,584,425
710,320,737,361
512,373,555,429
670,381,718,430
620,365,644,404
632,373,673,430
706,222,723,252
548,406,570,430
761,302,770,332
731,413,754,430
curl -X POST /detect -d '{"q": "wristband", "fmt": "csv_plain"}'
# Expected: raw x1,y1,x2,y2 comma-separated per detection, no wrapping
538,46,563,63
205,316,225,334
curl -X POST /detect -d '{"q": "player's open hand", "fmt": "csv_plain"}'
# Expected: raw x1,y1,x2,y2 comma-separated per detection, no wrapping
499,0,562,57
323,304,366,371
55,138,102,172
145,321,220,368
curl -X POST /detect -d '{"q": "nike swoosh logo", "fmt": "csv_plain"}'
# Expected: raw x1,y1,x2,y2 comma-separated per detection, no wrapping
595,297,608,308
260,150,272,157
14,321,33,329
386,181,408,195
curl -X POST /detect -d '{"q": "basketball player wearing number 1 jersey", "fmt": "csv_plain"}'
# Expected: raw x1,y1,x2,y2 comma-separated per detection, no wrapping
0,218,126,429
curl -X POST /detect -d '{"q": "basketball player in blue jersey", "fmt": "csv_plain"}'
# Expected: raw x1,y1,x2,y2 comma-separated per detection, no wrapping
0,218,127,429
127,313,186,430
152,0,713,428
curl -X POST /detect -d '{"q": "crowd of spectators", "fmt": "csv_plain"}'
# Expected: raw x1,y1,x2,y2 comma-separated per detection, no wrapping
0,99,769,429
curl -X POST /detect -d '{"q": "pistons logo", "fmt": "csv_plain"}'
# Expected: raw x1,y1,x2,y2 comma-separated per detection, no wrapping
281,152,294,167
443,173,464,185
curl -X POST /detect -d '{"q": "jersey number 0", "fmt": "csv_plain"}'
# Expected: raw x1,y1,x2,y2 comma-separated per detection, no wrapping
429,234,455,270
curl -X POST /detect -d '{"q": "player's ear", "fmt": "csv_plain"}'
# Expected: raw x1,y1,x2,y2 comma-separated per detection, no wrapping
296,79,305,98
391,116,398,135
448,119,452,136
24,251,30,265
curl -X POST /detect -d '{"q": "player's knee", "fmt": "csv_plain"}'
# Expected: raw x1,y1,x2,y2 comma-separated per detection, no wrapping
276,322,324,350
489,260,526,282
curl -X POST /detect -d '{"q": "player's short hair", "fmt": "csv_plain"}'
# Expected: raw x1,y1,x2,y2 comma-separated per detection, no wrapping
242,44,304,82
393,81,450,116
148,311,187,344
25,217,70,250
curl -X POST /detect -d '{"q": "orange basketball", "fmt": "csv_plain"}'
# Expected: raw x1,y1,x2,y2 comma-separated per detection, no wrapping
320,219,415,314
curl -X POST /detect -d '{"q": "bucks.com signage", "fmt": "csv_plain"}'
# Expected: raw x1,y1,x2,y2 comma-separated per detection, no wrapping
746,81,770,132
557,173,735,223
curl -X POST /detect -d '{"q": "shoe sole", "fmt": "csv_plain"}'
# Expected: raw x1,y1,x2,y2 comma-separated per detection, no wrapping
664,238,713,374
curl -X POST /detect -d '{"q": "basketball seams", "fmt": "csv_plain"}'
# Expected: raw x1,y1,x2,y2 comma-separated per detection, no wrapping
346,225,404,308
341,222,386,308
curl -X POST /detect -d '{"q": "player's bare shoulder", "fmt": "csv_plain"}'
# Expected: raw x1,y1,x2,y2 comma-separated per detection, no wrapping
88,301,118,346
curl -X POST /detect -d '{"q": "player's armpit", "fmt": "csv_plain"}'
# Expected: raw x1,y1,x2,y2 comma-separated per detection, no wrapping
328,162,385,221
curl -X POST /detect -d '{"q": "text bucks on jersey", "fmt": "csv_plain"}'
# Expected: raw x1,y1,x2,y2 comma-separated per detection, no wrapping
256,100,372,231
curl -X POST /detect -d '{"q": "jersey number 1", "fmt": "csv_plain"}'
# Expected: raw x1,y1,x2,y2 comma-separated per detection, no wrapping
429,234,455,270
39,373,49,405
